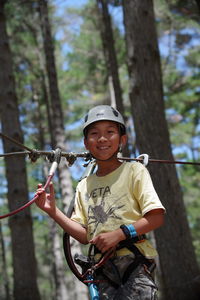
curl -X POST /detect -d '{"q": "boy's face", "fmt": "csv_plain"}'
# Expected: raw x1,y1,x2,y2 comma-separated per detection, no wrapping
84,120,127,161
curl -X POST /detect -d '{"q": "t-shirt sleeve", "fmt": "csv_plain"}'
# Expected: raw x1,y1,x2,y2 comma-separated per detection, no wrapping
70,184,88,228
133,164,165,216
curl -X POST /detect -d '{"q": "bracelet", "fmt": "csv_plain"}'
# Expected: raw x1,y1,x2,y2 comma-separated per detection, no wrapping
120,224,130,239
126,224,137,238
120,224,137,239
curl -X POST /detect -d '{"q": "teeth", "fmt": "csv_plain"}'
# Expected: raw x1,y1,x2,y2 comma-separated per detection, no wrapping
99,147,108,150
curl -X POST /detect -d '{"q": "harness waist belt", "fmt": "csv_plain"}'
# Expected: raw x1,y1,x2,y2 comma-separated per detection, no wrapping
118,234,146,250
94,235,146,255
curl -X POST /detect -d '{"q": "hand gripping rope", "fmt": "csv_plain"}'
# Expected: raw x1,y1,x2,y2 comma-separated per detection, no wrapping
63,230,114,300
0,132,91,220
0,148,62,219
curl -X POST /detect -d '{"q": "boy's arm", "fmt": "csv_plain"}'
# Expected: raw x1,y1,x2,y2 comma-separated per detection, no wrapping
90,208,164,253
133,208,164,235
36,183,88,244
49,207,88,244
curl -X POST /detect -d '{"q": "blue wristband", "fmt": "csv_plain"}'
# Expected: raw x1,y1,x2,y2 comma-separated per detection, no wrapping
120,224,137,239
126,224,137,238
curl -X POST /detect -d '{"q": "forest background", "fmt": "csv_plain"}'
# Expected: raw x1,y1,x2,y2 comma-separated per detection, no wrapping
0,0,200,300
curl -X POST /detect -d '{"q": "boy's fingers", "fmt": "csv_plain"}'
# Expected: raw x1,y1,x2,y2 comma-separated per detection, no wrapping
36,188,44,196
89,238,96,244
49,182,55,197
38,183,43,188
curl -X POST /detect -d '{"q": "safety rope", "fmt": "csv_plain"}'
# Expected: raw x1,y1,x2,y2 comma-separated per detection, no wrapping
82,246,115,281
0,131,199,220
0,132,91,165
0,174,52,219
0,149,61,220
0,132,200,165
63,231,113,290
0,133,91,220
120,156,200,166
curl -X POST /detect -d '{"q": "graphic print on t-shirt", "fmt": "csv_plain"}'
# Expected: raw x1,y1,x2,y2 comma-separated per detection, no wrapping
87,185,126,236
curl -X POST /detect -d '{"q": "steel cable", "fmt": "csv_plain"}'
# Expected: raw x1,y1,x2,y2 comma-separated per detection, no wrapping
0,132,199,220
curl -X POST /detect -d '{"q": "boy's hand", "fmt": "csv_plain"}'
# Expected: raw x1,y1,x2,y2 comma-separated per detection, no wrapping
89,228,125,253
35,182,56,215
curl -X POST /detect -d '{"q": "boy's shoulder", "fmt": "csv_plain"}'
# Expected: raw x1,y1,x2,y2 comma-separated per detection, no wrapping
77,161,146,186
122,161,146,173
76,162,148,196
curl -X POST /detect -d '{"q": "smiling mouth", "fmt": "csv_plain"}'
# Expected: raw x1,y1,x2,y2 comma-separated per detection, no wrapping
98,146,110,150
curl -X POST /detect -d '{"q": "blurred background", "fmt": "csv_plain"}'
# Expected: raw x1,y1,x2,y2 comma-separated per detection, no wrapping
0,0,200,299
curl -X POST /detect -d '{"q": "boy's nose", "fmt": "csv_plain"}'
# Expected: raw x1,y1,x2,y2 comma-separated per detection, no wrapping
98,135,107,142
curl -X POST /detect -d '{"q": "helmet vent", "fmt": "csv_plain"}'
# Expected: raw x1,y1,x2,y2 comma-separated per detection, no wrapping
111,107,119,117
84,114,88,122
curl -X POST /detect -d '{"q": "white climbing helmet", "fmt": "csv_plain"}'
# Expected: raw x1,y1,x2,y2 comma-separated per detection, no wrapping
83,105,126,136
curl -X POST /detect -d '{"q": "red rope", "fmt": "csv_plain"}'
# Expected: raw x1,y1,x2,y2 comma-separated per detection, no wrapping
82,247,115,280
0,168,55,219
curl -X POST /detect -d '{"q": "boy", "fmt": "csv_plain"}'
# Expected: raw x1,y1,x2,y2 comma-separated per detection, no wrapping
36,105,165,299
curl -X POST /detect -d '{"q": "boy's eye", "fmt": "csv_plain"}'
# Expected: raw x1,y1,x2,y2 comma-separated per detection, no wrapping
108,129,117,134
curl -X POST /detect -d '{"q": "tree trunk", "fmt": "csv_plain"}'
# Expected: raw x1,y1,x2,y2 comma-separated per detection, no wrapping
0,222,11,300
38,0,88,299
0,2,41,300
195,0,200,13
96,0,130,157
96,0,124,113
122,1,200,300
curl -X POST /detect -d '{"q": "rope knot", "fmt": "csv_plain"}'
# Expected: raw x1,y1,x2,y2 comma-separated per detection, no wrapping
29,149,40,162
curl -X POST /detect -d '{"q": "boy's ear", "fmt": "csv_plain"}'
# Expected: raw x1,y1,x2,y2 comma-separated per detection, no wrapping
120,134,128,147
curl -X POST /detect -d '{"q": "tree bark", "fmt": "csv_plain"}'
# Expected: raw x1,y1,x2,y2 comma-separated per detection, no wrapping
0,2,41,299
96,0,124,113
0,222,11,300
96,0,130,156
195,0,200,13
122,1,200,299
38,0,88,298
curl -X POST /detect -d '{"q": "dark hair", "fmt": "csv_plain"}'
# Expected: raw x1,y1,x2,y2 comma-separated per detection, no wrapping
84,121,126,138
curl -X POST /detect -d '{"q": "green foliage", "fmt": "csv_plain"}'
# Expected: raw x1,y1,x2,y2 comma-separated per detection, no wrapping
61,3,107,99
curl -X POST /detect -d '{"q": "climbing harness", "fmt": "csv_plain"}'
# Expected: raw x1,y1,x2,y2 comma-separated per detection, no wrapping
63,230,114,299
116,238,156,284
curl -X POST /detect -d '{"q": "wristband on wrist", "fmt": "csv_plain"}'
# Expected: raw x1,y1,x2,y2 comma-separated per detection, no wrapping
120,224,137,239
120,224,130,239
126,224,137,238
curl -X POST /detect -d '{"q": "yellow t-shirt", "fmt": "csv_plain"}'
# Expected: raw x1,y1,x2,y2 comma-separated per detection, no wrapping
71,162,165,258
